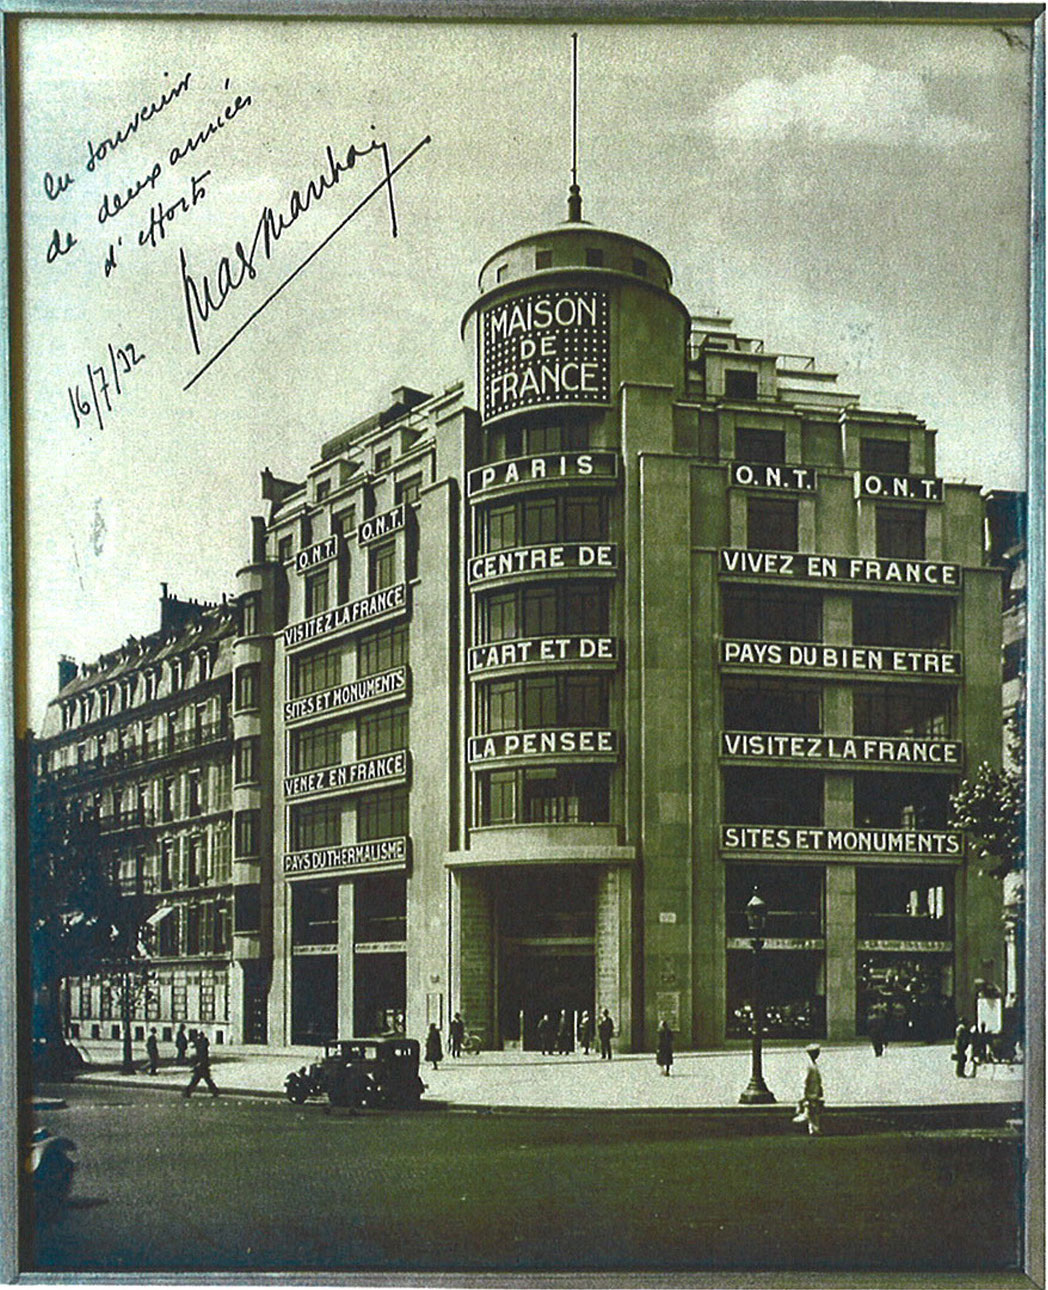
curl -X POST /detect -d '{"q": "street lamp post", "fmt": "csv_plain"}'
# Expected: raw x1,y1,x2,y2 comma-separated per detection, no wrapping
739,888,776,1104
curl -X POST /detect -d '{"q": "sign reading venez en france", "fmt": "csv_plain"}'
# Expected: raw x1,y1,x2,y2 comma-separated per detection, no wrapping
482,288,611,422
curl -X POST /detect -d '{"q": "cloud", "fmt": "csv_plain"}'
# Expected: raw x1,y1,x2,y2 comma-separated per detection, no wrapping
709,55,989,148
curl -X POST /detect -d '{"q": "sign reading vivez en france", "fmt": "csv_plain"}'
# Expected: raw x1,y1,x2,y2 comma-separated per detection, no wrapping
482,288,611,421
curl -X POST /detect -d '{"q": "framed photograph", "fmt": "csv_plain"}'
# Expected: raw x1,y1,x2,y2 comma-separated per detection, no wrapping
6,4,1043,1283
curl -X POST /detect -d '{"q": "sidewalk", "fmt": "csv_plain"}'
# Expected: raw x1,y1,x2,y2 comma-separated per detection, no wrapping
59,1038,1023,1112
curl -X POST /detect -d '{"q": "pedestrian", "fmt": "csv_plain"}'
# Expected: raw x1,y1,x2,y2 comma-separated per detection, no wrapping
656,1019,674,1075
182,1029,218,1098
867,1007,887,1058
537,1013,554,1056
449,1012,465,1058
970,1021,992,1071
577,1010,594,1055
792,1043,823,1135
598,1009,614,1060
145,1027,160,1075
556,1010,572,1055
953,1019,970,1078
425,1022,443,1071
175,1022,188,1065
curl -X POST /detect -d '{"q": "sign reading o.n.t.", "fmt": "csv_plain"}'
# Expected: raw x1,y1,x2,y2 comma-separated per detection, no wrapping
482,288,611,422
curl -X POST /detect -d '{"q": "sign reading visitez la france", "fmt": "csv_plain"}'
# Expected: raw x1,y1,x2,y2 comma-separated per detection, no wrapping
482,288,611,422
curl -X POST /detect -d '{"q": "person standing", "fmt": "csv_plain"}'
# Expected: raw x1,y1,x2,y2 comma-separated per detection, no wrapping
797,1043,823,1135
556,1010,572,1056
175,1022,188,1065
577,1010,594,1056
449,1012,465,1058
656,1019,674,1075
867,1007,887,1058
425,1022,443,1071
537,1013,554,1056
145,1027,160,1075
598,1009,615,1060
182,1030,218,1098
953,1019,970,1078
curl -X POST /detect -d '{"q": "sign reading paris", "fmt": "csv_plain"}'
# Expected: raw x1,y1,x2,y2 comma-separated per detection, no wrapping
482,288,611,421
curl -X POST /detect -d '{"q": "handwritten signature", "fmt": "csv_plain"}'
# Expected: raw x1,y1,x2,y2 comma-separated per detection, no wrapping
67,341,146,432
180,132,431,389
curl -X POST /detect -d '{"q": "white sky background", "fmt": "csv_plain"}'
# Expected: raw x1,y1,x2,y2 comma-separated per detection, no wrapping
18,16,1033,729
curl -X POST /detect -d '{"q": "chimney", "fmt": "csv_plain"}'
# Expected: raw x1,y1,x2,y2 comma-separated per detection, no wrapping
251,516,267,564
58,655,77,690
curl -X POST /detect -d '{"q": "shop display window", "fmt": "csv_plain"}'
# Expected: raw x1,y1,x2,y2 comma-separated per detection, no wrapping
291,881,338,948
857,953,954,1041
354,872,406,944
855,865,952,942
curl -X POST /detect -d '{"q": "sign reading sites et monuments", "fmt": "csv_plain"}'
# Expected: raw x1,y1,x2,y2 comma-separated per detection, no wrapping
482,288,611,422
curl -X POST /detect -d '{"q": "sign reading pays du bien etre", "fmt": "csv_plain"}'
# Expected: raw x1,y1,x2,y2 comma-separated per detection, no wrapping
482,288,611,422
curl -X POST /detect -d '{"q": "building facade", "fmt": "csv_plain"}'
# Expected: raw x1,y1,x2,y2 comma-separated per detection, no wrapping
35,589,244,1046
232,208,1005,1051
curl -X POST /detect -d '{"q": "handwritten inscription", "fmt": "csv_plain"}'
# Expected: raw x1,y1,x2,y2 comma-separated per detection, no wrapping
85,72,193,172
67,342,146,432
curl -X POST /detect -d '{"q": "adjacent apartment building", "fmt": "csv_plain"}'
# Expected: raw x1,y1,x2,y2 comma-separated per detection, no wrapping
32,199,1009,1051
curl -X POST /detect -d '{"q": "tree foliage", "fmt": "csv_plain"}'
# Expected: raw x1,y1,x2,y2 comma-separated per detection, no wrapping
949,761,1025,879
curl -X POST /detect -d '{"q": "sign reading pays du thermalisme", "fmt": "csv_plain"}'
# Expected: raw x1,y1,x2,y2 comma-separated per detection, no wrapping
482,288,611,422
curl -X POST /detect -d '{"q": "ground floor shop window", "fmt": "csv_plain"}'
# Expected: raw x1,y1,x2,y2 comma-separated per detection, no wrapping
855,865,952,943
726,949,825,1039
354,873,406,944
857,953,954,1041
291,881,338,949
725,864,824,940
291,955,336,1045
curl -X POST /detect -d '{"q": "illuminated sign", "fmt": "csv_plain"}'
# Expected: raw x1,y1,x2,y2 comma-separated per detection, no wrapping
721,732,962,766
727,938,824,952
719,549,961,588
481,288,611,422
858,939,951,953
856,473,943,503
283,583,407,648
469,729,617,761
295,534,341,574
359,504,406,545
730,463,817,491
719,639,961,677
721,825,964,857
469,636,616,672
284,749,409,799
468,452,618,497
284,667,408,724
283,836,408,876
468,543,616,585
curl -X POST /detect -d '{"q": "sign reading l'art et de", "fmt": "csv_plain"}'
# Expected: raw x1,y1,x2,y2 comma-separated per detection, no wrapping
481,288,611,422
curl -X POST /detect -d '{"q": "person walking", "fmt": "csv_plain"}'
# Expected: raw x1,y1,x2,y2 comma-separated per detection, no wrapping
145,1027,160,1075
794,1043,823,1135
970,1021,991,1071
953,1019,970,1078
425,1022,443,1071
556,1010,572,1055
656,1019,674,1076
577,1010,594,1056
174,1022,189,1065
182,1029,218,1098
598,1009,615,1060
537,1013,554,1056
449,1012,465,1058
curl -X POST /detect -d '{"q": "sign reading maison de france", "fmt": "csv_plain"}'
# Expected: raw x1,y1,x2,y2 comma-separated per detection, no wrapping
283,835,409,877
482,288,611,422
283,583,407,648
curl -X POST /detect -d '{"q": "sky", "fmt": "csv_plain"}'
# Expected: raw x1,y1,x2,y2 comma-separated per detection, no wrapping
17,15,1034,730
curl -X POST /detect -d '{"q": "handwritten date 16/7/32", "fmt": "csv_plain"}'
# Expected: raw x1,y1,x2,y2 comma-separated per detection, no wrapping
67,341,145,432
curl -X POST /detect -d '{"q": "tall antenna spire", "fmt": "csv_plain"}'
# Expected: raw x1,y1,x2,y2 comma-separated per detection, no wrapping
567,31,582,222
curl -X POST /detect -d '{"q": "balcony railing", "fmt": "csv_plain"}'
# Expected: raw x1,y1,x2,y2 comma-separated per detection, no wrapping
49,722,230,780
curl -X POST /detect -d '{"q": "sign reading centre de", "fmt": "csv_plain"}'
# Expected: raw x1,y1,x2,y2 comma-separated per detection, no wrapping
482,288,611,422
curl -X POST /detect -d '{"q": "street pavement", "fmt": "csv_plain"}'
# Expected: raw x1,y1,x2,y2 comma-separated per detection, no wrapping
61,1037,1023,1111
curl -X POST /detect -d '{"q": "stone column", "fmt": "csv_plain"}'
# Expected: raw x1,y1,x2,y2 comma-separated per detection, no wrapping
337,882,355,1037
596,866,632,1049
454,871,494,1047
825,864,856,1039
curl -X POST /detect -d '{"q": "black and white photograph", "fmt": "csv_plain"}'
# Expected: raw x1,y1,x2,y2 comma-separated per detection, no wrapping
6,4,1043,1281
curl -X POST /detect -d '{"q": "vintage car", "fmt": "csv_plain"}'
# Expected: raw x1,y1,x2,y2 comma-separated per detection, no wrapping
285,1037,425,1109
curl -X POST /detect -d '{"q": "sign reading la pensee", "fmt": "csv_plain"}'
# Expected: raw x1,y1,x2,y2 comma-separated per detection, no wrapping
482,289,611,422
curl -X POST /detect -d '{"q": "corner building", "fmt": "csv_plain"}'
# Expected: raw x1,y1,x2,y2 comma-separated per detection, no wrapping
247,209,1003,1050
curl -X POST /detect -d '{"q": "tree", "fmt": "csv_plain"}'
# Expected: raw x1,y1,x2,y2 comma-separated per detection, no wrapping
949,761,1024,879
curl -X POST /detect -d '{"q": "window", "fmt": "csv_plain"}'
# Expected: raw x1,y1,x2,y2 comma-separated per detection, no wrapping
354,873,407,944
291,726,342,773
856,867,952,941
481,770,516,824
187,835,204,887
235,664,259,711
563,676,607,726
396,475,422,506
852,595,950,649
277,536,293,565
357,625,407,677
358,707,408,757
332,506,356,537
523,766,610,823
292,882,338,948
522,587,557,638
234,884,262,933
481,681,518,734
861,437,909,475
747,497,798,551
725,369,758,400
187,773,203,817
235,810,260,858
523,677,558,728
723,680,821,733
526,424,561,454
197,649,212,683
235,736,260,784
145,670,158,702
481,593,516,643
585,247,604,266
726,865,824,939
316,479,331,502
374,448,392,473
736,427,785,463
160,840,174,890
853,687,952,738
162,778,176,821
853,773,953,828
535,249,552,270
722,768,823,825
876,506,925,560
485,505,517,553
305,569,330,617
563,587,607,634
369,541,396,592
562,497,603,542
522,499,556,545
300,514,313,547
357,788,408,840
170,659,184,691
291,646,341,698
240,593,260,635
291,800,341,850
722,587,822,642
